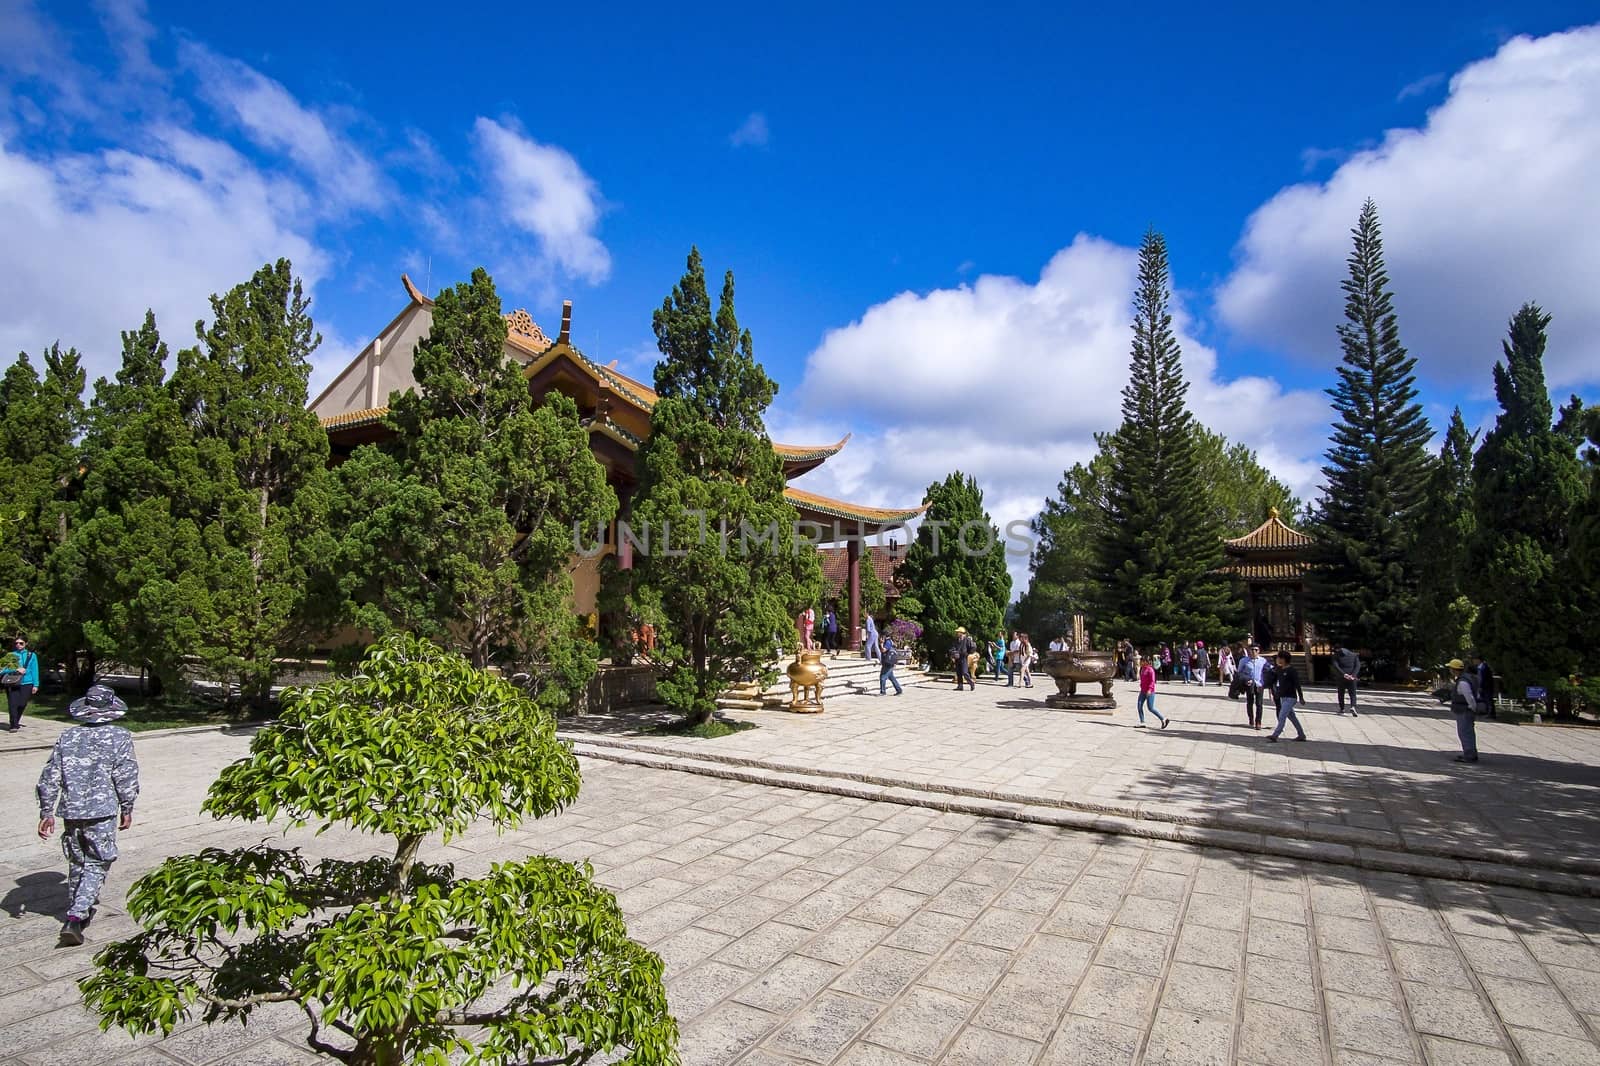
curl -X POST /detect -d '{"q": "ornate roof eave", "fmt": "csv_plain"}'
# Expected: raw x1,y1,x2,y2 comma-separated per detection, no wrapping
1225,508,1315,553
773,434,851,462
783,485,929,527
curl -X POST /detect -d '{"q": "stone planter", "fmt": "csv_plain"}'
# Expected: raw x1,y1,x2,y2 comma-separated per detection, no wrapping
786,651,828,713
1041,649,1118,712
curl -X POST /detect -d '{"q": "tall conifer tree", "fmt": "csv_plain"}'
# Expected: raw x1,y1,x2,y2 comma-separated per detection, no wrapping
1410,409,1477,665
896,472,1009,662
612,248,821,724
1308,200,1433,669
1092,230,1237,645
333,268,616,710
1468,304,1585,693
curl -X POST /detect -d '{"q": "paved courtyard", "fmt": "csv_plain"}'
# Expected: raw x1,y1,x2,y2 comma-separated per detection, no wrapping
4,708,1600,1065
566,674,1600,882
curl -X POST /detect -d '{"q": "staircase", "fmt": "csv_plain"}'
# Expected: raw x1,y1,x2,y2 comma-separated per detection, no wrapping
716,653,931,711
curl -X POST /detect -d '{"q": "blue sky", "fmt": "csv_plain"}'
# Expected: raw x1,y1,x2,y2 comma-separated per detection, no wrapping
4,1,1599,591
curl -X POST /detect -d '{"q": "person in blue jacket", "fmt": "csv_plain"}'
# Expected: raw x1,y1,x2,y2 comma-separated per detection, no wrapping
3,635,40,732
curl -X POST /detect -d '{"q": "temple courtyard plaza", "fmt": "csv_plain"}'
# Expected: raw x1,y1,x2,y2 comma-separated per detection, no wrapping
5,678,1600,1064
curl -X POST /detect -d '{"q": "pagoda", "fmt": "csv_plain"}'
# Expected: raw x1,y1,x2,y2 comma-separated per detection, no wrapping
311,276,924,646
1217,508,1331,676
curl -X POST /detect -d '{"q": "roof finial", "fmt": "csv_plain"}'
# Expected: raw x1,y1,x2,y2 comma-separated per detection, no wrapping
1269,506,1280,520
559,300,572,344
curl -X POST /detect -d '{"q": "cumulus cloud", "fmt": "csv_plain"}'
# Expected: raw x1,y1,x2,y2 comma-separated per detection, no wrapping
180,41,389,214
472,117,611,285
785,237,1327,596
729,112,770,148
1217,25,1600,390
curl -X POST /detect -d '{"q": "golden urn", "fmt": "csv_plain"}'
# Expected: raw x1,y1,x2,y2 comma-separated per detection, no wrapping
786,650,828,713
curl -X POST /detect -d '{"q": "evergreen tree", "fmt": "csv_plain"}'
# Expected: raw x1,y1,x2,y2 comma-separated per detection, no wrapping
50,312,208,692
1092,230,1238,645
334,268,616,711
1307,199,1433,668
1022,425,1292,643
1571,407,1600,686
167,260,333,703
0,344,85,656
1468,303,1586,694
610,248,821,724
858,547,888,619
1411,408,1478,666
896,472,1009,663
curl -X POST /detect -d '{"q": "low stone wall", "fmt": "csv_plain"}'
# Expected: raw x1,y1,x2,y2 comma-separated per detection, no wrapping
578,664,658,716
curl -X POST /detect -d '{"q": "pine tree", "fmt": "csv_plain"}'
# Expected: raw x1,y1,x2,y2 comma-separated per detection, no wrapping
50,312,209,692
1092,230,1238,646
610,248,821,725
167,260,333,703
1307,200,1433,670
1571,407,1600,691
333,268,616,712
1468,304,1586,695
1410,409,1478,666
896,472,1010,663
0,344,85,658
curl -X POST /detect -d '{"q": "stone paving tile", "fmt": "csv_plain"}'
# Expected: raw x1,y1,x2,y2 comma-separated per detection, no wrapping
10,729,1600,1064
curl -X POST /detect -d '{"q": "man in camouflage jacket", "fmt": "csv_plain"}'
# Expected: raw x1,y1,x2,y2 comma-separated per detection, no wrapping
36,684,139,946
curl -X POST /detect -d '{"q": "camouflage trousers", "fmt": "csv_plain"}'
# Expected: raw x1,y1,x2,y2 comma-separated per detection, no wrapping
62,816,119,920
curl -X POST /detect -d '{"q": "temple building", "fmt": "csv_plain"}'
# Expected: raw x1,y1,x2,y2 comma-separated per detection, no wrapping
310,276,923,645
1217,507,1332,678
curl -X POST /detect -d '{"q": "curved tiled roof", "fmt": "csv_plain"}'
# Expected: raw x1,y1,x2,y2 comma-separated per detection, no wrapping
773,435,851,461
1225,509,1314,552
1217,560,1309,582
321,406,389,430
783,485,927,526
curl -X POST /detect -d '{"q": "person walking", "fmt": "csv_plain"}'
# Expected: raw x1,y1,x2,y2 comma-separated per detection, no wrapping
1472,652,1496,719
1160,644,1173,682
863,615,881,661
1007,631,1024,687
879,635,903,696
1239,645,1266,729
1218,644,1235,687
1266,651,1307,742
36,684,140,946
1194,642,1211,687
952,627,977,691
3,635,40,732
1136,651,1171,729
1448,659,1479,762
1176,642,1193,684
797,607,815,651
1332,644,1360,717
989,635,1010,684
1018,634,1034,688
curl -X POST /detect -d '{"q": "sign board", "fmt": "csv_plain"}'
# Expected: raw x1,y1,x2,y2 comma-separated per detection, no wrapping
1526,686,1548,700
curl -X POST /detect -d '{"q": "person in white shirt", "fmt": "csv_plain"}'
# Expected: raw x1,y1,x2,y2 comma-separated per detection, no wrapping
1448,659,1479,763
1048,637,1065,652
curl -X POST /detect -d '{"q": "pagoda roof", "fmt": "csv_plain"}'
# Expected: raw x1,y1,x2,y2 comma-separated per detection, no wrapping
783,485,928,528
1216,559,1310,583
1225,508,1314,553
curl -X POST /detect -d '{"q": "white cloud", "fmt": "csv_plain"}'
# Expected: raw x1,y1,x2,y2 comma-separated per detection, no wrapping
92,0,159,83
0,130,323,381
729,112,770,148
180,42,389,215
1396,71,1445,100
472,117,611,285
785,236,1327,599
1217,24,1600,391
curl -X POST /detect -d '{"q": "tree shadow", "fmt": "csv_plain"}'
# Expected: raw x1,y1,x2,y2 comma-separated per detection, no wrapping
2,871,67,920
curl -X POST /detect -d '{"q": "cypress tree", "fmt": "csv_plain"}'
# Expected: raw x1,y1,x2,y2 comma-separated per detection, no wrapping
333,268,616,710
897,471,1010,663
1468,303,1586,694
1092,230,1237,646
1307,199,1433,670
612,248,822,724
1410,409,1477,666
167,260,333,704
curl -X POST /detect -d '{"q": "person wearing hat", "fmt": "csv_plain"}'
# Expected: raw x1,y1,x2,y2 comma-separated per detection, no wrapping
36,684,140,946
951,627,977,690
1447,659,1479,763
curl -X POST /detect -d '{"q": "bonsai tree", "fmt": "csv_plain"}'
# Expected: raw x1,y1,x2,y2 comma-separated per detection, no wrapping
81,634,678,1065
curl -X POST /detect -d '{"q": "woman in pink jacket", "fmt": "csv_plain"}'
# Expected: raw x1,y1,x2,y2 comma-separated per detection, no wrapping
1136,652,1171,729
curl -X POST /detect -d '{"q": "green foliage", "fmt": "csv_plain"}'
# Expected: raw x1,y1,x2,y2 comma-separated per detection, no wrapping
1468,304,1586,691
1571,408,1600,678
331,269,616,710
160,260,334,703
608,249,822,724
1092,230,1239,645
1307,200,1433,666
897,472,1009,662
81,635,678,1066
858,550,888,618
0,344,85,657
51,311,208,692
1412,409,1479,665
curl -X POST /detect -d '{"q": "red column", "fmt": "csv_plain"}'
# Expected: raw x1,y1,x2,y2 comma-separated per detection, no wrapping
847,532,862,651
